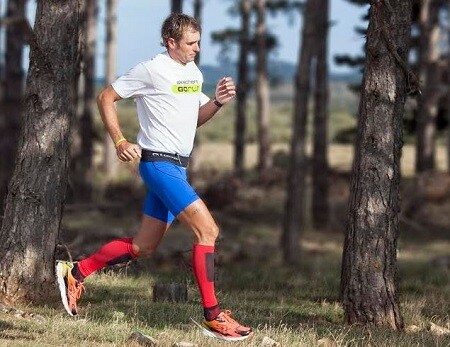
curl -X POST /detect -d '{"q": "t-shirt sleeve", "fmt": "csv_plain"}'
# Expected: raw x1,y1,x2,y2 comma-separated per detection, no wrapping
111,63,153,99
200,92,210,106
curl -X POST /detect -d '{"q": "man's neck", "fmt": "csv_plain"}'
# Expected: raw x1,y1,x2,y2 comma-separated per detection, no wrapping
167,50,187,66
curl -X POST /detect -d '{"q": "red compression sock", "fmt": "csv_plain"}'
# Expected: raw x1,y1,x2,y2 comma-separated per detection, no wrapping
75,237,137,280
192,244,221,320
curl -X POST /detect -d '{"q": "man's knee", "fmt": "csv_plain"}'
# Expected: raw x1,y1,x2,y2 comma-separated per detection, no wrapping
132,241,157,258
198,223,219,244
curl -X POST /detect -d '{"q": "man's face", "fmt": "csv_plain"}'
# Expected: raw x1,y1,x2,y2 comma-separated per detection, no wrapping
167,28,200,65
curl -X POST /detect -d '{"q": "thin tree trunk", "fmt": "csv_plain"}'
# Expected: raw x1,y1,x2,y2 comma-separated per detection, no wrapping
312,0,330,229
188,0,203,182
193,0,202,65
0,0,81,304
416,0,440,172
234,0,251,178
103,0,118,178
69,20,84,202
255,0,272,178
77,0,96,200
171,0,182,13
0,0,4,73
70,0,95,201
341,0,411,330
447,0,450,173
282,0,316,264
0,0,26,222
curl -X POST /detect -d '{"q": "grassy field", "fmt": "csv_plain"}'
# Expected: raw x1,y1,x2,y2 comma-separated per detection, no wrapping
0,207,449,346
1,89,449,346
2,158,450,346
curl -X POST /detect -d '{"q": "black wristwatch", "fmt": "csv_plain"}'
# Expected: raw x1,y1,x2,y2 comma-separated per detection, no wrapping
213,98,223,108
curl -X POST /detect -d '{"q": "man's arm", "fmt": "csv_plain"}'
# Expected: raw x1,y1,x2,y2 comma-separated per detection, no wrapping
197,77,236,127
97,85,141,161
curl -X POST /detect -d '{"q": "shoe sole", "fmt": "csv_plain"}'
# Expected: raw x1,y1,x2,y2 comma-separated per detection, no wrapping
56,262,74,317
190,318,253,342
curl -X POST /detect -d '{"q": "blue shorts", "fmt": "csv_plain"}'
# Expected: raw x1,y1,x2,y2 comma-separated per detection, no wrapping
139,161,200,223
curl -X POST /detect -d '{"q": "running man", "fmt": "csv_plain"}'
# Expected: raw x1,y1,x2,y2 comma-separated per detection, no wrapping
56,13,252,341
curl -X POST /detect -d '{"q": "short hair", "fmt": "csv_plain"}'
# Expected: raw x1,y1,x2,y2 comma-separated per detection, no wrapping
161,13,201,48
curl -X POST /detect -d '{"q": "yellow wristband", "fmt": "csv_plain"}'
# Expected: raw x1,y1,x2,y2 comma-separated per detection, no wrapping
114,137,126,148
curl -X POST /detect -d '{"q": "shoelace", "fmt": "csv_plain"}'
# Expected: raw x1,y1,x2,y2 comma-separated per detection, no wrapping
69,280,85,300
219,310,244,330
211,317,236,334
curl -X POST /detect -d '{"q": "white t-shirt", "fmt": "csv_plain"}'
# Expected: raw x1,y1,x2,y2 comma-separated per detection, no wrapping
112,52,210,156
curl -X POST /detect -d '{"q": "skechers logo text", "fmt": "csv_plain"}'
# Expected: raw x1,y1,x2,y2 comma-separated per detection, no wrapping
172,83,201,94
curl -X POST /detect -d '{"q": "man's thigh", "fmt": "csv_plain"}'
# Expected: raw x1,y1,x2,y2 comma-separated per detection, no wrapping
177,199,218,245
139,161,199,217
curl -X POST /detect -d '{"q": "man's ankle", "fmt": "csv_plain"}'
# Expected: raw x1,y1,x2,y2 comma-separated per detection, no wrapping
204,305,221,321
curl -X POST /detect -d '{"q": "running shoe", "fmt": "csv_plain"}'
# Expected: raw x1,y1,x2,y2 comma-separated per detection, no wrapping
56,261,85,316
201,310,253,341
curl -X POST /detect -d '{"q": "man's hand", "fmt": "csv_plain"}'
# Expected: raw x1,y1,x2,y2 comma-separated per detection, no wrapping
215,77,236,105
116,141,141,162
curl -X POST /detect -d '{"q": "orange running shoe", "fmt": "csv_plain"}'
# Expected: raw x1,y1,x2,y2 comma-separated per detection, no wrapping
202,310,253,341
56,261,85,316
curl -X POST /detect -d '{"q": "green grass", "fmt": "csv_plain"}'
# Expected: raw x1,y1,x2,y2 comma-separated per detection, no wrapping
3,179,450,346
1,239,449,346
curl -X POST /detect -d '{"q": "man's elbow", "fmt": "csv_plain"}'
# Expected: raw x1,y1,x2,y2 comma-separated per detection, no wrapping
97,86,118,107
96,88,108,107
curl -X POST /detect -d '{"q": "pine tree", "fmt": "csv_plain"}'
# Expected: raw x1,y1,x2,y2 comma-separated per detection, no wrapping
341,0,412,329
0,0,26,222
0,0,82,303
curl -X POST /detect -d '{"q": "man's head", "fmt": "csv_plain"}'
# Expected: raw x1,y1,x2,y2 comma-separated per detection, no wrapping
161,13,201,65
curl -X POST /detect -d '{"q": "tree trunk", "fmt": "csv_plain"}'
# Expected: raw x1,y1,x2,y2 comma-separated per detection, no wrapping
193,0,202,66
447,0,450,173
188,0,203,182
341,0,411,330
255,0,272,177
171,0,182,13
416,0,440,172
282,0,316,264
102,0,118,178
234,0,251,178
73,0,96,201
0,0,26,222
0,0,81,304
312,0,330,229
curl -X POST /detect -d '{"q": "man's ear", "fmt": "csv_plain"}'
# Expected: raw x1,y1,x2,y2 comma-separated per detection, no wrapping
167,37,176,49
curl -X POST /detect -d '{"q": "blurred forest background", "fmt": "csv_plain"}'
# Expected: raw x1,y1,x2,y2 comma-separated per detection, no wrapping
0,0,449,346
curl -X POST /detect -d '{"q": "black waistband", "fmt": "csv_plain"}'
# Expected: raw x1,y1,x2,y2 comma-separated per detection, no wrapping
141,149,189,168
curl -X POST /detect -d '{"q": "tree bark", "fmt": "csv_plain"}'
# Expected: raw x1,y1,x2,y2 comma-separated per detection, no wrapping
282,0,316,264
416,0,440,172
255,0,272,177
188,0,203,182
102,0,118,178
72,0,96,201
193,0,202,66
447,0,450,173
0,0,81,304
312,0,330,229
341,0,411,330
171,0,183,14
234,0,251,178
0,0,26,222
